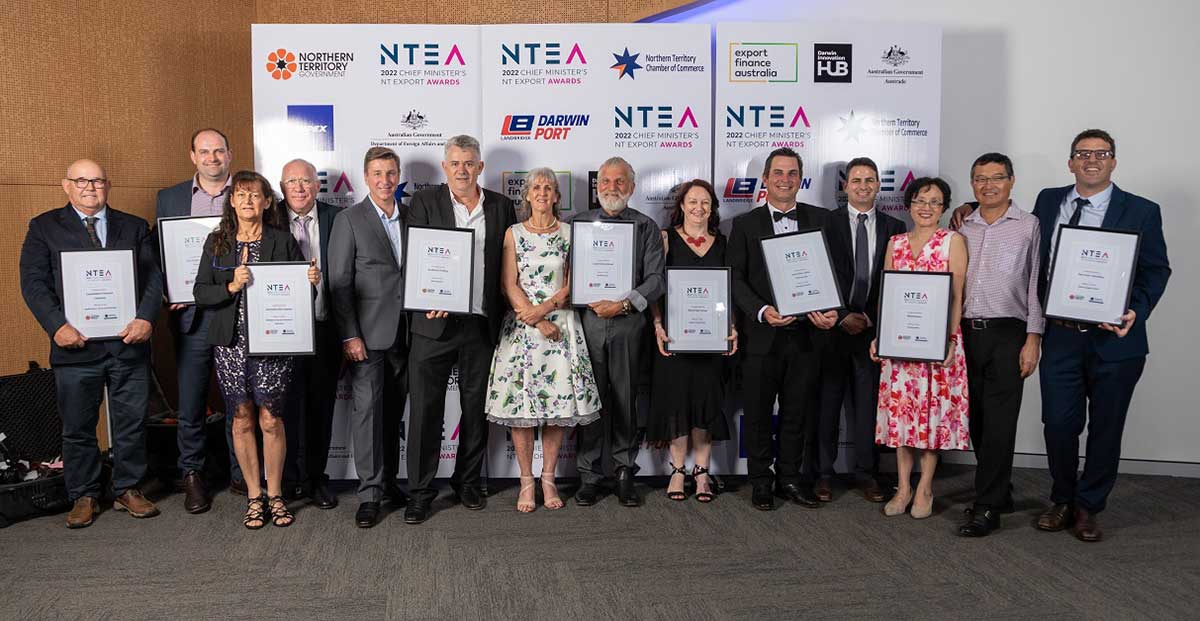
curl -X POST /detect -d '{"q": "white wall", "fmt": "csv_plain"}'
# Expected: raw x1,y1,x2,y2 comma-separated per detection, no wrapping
654,0,1200,466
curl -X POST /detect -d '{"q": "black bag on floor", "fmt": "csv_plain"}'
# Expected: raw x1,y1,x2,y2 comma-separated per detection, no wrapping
0,362,61,463
0,472,70,528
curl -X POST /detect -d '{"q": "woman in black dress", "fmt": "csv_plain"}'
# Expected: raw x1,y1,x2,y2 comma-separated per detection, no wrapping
194,170,319,529
649,179,737,502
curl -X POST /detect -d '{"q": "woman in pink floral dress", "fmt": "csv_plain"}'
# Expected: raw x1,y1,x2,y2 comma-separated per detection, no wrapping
870,177,969,519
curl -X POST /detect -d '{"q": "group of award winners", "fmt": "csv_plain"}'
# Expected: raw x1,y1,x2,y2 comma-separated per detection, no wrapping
21,127,1169,544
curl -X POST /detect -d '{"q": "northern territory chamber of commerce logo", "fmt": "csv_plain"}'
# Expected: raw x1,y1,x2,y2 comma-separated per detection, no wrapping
611,47,642,79
611,46,704,80
265,47,354,80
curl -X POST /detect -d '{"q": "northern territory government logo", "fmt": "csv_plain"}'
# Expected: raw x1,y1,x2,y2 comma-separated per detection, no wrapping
611,47,704,80
867,44,925,84
265,47,354,80
728,42,798,83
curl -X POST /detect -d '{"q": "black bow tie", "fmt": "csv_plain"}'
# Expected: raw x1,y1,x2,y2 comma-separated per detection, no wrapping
773,210,798,222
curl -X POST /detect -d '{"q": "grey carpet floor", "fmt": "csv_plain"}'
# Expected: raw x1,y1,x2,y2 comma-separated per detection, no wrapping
2,464,1198,620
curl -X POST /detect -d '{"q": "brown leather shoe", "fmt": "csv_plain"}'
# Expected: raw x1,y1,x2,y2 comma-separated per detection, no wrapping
1036,503,1074,531
814,477,833,502
1072,508,1103,542
859,477,887,503
182,470,211,514
66,497,98,529
113,489,161,518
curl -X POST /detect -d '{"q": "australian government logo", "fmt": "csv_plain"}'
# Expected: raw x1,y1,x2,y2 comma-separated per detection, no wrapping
728,42,798,83
265,48,354,80
373,109,446,149
499,41,588,86
378,41,467,87
867,45,925,85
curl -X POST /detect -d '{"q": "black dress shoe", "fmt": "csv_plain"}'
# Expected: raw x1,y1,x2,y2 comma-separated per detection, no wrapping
383,482,409,507
455,485,486,510
355,501,380,528
776,482,821,508
310,483,337,509
751,484,775,511
615,467,641,507
228,477,248,497
182,470,211,514
958,508,1000,537
575,483,602,506
404,500,432,524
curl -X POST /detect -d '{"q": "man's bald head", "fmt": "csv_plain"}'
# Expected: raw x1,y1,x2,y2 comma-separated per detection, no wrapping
62,159,109,214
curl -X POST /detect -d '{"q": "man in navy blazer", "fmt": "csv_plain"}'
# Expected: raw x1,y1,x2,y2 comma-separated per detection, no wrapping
1031,129,1171,542
20,159,163,527
155,128,240,513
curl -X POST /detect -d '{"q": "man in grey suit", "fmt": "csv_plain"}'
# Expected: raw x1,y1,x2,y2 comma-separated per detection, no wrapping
327,146,409,528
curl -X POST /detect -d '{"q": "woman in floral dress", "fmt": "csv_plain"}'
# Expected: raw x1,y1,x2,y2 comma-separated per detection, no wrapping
485,167,601,512
871,177,970,519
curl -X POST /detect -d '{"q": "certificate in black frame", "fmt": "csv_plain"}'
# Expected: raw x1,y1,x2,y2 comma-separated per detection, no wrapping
759,226,845,317
664,266,733,354
401,225,477,315
874,270,954,363
157,214,222,305
58,248,139,341
244,261,317,357
569,219,636,308
1044,224,1141,327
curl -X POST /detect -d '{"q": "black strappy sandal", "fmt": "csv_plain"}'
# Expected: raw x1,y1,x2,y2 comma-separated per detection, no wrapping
244,495,267,530
667,463,688,501
268,495,295,528
692,466,715,503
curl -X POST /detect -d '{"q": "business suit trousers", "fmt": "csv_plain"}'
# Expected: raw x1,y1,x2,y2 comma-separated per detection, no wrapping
814,343,880,479
284,319,342,487
347,329,408,503
55,354,149,501
173,310,240,482
962,319,1027,511
407,315,491,503
742,330,818,486
1040,324,1146,513
576,310,646,485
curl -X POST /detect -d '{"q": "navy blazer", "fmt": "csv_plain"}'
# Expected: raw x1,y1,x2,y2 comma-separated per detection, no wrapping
156,179,207,333
1033,183,1171,361
19,204,163,365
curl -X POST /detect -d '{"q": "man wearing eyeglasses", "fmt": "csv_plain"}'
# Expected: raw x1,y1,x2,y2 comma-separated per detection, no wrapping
155,128,240,514
20,159,164,527
276,159,342,509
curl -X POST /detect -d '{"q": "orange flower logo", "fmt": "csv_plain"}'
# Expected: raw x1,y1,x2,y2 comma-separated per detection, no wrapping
266,49,297,80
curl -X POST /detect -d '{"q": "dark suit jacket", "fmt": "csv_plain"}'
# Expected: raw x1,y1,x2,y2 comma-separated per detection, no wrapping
826,206,907,350
1033,183,1171,361
156,179,206,333
405,185,517,345
193,225,304,347
728,202,834,355
274,200,340,317
20,204,163,365
327,197,409,350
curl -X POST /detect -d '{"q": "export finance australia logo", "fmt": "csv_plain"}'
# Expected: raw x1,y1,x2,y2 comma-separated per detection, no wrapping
728,42,798,83
265,47,354,80
287,105,334,152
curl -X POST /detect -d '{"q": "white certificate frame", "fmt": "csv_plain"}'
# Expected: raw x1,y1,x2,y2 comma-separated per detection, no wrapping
402,225,475,315
570,220,636,307
1045,225,1141,326
59,248,138,340
875,270,953,363
157,215,221,304
665,267,732,354
245,262,315,356
760,227,844,317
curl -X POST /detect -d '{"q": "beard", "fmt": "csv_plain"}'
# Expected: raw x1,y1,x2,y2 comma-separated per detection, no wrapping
598,191,630,212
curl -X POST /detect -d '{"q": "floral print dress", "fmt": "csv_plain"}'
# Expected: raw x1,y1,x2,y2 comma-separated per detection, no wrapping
875,228,970,450
485,223,601,427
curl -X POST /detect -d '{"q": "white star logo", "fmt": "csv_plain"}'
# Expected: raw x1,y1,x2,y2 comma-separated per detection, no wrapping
838,110,867,143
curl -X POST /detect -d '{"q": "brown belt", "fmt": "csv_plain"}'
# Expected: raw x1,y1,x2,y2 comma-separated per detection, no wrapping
1050,319,1091,332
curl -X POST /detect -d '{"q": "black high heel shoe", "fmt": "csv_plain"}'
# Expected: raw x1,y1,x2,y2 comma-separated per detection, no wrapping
691,466,715,503
667,463,688,501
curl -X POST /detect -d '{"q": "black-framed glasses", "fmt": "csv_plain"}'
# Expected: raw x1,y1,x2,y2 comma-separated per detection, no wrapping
67,177,108,188
971,175,1011,186
1072,149,1114,160
911,199,945,208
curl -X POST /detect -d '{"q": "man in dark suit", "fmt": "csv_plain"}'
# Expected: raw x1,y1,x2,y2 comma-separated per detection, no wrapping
1030,129,1170,542
327,147,410,528
155,127,239,513
275,158,342,509
812,157,906,503
728,147,839,511
404,135,517,524
20,159,163,528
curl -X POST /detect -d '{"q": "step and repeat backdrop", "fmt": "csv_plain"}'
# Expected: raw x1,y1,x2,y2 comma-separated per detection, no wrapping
251,22,941,480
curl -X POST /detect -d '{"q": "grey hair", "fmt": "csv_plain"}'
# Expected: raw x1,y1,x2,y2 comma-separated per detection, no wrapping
443,135,481,160
599,156,635,183
280,158,317,180
520,167,561,219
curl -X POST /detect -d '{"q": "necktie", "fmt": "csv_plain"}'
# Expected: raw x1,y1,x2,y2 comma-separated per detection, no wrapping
850,213,870,311
84,216,102,248
773,210,798,222
1068,197,1089,226
293,215,312,261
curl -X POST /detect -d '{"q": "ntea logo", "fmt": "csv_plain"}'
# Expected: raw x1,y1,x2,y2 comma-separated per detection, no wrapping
379,43,465,66
500,42,586,65
726,104,810,128
614,105,698,128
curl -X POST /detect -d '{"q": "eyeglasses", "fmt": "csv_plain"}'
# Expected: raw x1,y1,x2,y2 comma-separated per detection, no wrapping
971,175,1011,186
910,199,944,208
1072,149,1114,160
233,191,263,201
67,177,108,188
282,178,315,188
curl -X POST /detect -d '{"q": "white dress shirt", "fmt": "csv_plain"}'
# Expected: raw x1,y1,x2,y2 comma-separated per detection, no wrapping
846,205,878,275
1049,183,1113,260
368,195,403,267
451,186,487,317
758,202,799,322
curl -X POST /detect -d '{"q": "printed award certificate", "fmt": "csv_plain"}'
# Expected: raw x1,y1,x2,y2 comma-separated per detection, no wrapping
59,248,138,340
1045,225,1140,325
570,220,635,307
158,215,221,304
402,226,475,314
665,267,732,354
760,228,844,316
876,270,953,363
245,262,315,356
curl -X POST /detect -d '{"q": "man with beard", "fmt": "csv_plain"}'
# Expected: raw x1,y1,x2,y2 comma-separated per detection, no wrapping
573,157,665,508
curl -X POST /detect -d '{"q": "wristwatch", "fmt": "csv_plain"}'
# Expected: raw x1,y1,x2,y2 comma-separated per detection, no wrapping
621,299,633,315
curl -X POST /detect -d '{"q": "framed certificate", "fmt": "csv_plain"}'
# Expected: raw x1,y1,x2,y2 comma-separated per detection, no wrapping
158,215,221,304
402,225,475,314
665,267,732,354
875,270,953,363
59,248,138,340
245,262,315,356
1045,225,1141,325
570,220,636,307
760,227,844,316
